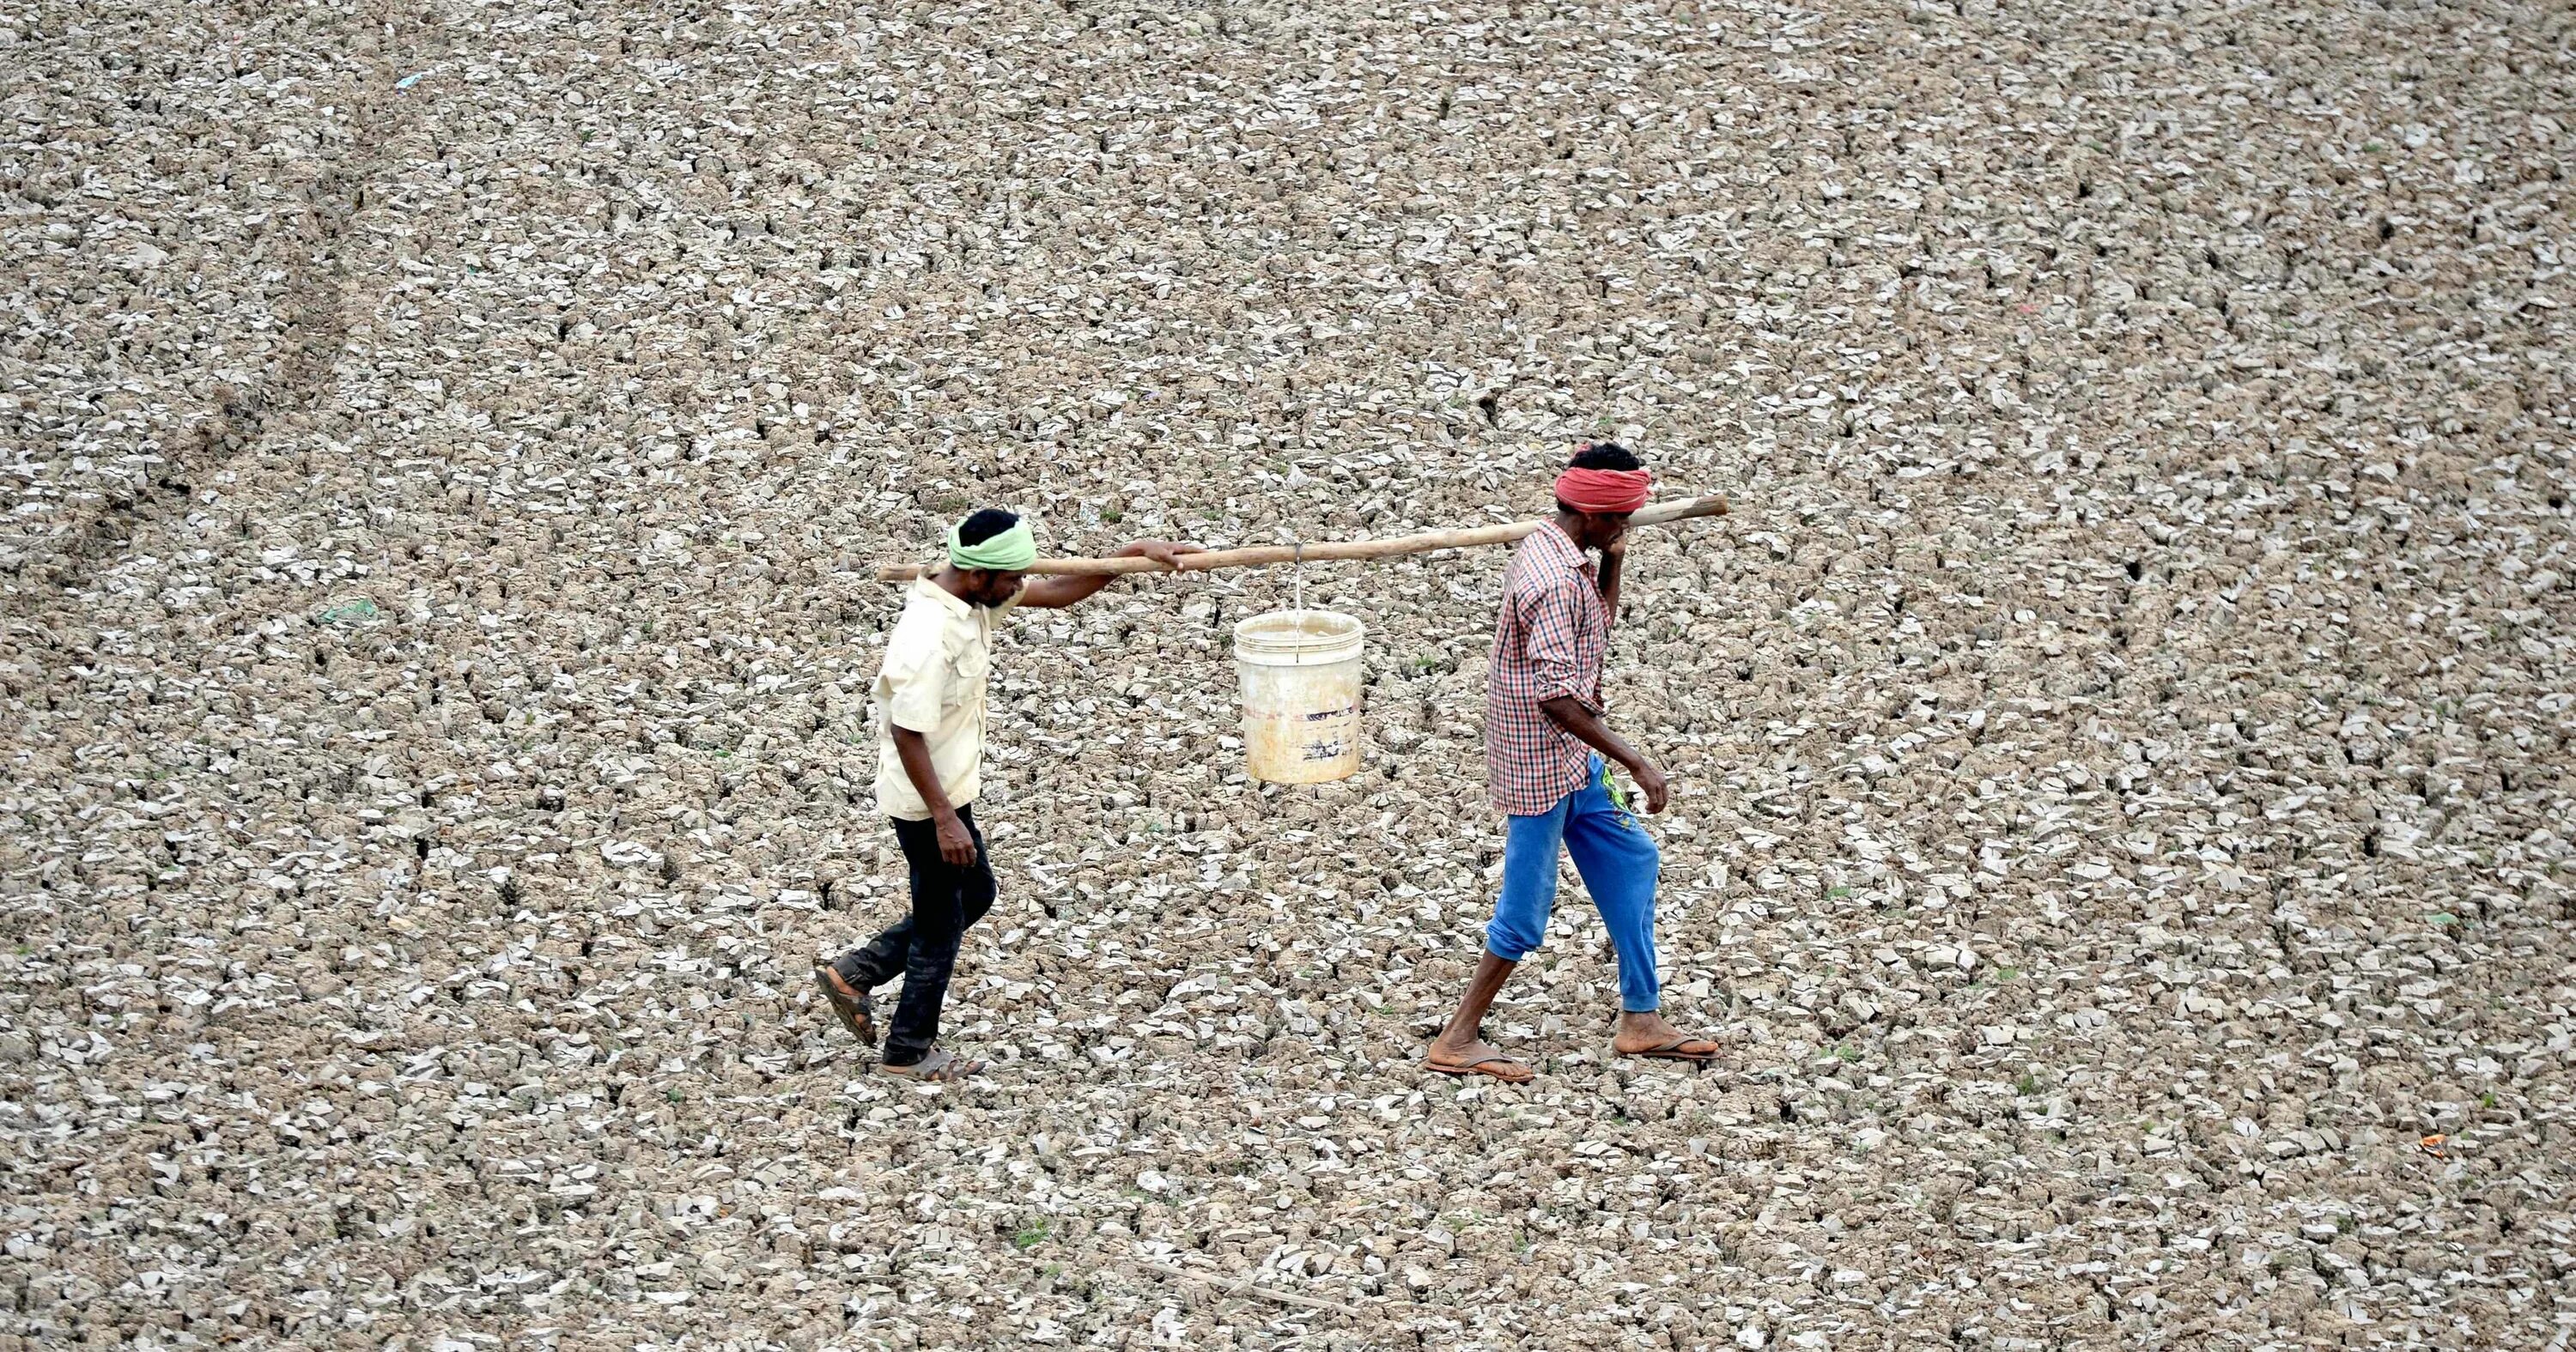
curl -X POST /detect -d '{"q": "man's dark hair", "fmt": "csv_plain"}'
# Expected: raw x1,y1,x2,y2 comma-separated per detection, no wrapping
957,507,1020,546
1568,441,1643,471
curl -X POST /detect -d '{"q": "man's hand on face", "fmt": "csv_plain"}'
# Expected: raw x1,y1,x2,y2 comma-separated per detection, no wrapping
1121,540,1204,568
933,809,978,867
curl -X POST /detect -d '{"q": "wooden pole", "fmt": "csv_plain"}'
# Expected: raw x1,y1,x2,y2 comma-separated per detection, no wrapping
873,494,1728,581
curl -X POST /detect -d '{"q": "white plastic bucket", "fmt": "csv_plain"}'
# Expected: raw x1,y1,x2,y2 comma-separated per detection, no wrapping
1232,609,1365,784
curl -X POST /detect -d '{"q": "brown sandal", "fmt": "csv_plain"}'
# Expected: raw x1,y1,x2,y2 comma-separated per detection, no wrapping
813,964,877,1046
881,1047,985,1082
1425,1048,1535,1084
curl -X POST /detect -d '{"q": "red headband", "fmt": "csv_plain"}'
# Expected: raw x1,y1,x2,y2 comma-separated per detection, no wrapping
1555,465,1651,514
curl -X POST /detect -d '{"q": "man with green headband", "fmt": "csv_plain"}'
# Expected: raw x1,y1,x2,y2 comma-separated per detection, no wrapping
815,507,1198,1081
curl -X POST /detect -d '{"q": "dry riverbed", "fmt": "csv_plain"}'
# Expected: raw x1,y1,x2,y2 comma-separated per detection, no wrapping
3,0,2572,1348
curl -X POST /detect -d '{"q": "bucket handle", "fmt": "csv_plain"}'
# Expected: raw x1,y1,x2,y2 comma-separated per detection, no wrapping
1291,541,1305,615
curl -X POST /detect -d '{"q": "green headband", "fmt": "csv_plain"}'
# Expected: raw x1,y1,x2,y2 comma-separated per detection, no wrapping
946,517,1036,572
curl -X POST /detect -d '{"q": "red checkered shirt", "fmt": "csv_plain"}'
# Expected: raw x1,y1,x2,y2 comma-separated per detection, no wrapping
1485,521,1610,815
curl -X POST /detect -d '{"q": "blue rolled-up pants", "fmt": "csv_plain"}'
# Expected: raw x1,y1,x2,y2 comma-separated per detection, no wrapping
1485,755,1663,1012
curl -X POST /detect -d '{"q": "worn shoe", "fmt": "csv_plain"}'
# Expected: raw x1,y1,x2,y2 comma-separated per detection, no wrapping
813,963,878,1046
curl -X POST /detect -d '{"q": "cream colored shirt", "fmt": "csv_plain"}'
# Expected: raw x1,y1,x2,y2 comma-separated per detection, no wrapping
872,578,1018,821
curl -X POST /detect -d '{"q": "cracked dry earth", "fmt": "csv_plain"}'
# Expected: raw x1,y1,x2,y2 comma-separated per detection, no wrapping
3,0,2573,1348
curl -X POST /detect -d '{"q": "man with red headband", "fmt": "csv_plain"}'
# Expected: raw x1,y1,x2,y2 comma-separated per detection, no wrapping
1425,442,1722,1082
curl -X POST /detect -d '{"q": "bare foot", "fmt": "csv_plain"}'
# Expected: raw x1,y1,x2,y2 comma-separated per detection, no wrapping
1613,1011,1721,1061
1425,1035,1535,1083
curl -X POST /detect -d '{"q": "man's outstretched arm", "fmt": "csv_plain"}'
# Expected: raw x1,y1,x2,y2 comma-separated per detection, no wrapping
1018,539,1202,609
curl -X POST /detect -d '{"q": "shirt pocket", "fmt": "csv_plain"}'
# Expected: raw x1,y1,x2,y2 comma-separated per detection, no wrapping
942,643,989,708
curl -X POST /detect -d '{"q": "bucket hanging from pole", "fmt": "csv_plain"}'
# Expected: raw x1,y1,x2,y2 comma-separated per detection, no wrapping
1231,609,1365,784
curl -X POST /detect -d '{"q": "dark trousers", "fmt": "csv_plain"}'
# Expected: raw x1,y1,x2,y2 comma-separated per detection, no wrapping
832,807,996,1067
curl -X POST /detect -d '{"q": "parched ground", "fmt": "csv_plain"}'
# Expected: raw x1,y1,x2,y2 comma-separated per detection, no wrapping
3,0,2573,1347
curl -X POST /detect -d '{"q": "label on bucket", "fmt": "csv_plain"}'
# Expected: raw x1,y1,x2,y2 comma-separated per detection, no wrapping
1298,705,1359,761
1244,701,1361,783
1295,709,1357,765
